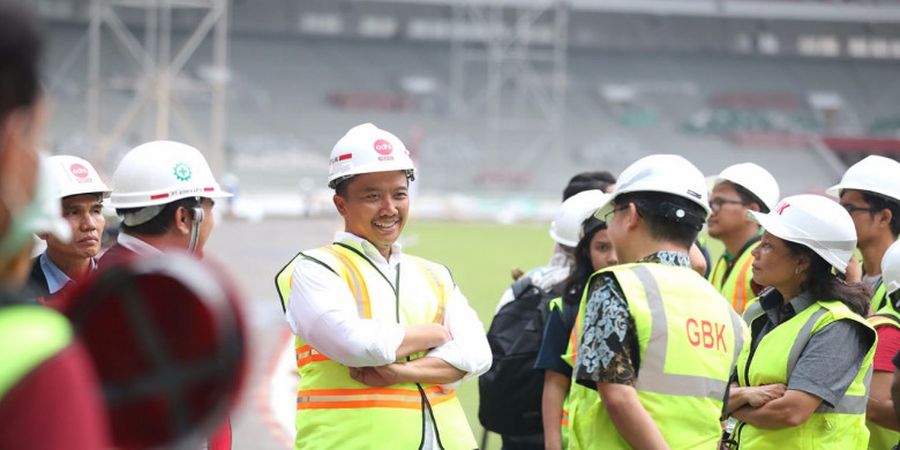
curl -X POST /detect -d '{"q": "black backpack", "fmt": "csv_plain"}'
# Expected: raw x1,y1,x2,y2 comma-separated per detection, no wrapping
478,275,555,436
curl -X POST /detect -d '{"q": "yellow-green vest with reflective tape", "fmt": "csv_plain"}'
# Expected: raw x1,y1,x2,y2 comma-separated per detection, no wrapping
871,281,898,318
733,300,876,450
709,241,760,315
274,240,475,450
0,305,73,400
866,307,900,450
566,263,748,450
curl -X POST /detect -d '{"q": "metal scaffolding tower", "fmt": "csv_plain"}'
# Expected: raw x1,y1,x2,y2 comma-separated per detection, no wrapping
450,0,569,171
87,0,229,173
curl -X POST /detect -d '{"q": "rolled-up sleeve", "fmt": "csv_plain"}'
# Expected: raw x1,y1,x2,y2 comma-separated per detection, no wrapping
427,285,492,384
285,259,405,368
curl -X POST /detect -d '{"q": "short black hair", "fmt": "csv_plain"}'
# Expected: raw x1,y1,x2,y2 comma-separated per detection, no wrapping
860,191,900,237
615,191,706,249
0,0,42,122
563,171,617,201
118,198,199,236
722,181,769,213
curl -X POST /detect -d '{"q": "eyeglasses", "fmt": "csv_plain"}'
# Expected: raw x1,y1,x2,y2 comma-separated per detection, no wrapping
602,205,629,223
709,198,745,212
842,204,879,215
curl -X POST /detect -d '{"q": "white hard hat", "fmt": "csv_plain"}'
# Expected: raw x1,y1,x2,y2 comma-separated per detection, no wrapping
110,140,232,210
550,190,610,247
826,155,900,202
328,123,416,189
46,155,110,199
749,194,856,274
708,162,780,212
882,241,900,296
594,154,711,222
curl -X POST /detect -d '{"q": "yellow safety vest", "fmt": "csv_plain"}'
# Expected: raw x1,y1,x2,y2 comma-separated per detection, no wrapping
274,240,476,450
565,263,747,450
0,305,73,400
733,300,876,450
866,308,900,450
709,241,760,315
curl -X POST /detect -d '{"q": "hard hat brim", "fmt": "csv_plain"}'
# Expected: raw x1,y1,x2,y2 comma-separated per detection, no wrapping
748,209,851,274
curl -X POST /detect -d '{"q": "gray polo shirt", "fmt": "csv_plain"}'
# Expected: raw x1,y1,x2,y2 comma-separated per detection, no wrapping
749,289,873,408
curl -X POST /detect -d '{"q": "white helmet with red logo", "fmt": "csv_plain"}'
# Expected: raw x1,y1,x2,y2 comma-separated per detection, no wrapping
749,194,856,273
328,123,416,189
46,155,111,199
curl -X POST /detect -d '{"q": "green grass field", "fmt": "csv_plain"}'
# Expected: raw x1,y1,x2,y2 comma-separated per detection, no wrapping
403,219,722,449
403,220,554,449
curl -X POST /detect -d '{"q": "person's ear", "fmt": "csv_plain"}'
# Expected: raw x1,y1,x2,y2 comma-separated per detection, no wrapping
173,207,192,235
333,194,347,217
878,208,893,229
624,202,641,230
796,253,811,275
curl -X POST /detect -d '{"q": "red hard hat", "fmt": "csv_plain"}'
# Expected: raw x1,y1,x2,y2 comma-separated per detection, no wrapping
60,252,247,450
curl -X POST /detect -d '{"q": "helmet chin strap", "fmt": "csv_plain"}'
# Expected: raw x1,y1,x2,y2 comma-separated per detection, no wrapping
187,206,204,255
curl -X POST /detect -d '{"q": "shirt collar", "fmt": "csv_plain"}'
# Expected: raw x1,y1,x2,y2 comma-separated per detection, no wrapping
39,252,97,294
334,231,403,267
117,232,165,256
637,251,692,268
760,288,815,325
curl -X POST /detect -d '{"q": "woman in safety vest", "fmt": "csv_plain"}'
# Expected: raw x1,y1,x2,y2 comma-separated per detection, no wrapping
725,194,875,450
536,208,618,450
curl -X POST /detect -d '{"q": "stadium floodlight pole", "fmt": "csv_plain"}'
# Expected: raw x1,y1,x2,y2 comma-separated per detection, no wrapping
86,0,230,176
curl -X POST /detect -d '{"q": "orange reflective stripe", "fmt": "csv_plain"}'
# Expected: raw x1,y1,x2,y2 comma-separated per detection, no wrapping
561,408,569,427
296,386,456,410
733,256,754,313
295,345,330,368
321,246,372,319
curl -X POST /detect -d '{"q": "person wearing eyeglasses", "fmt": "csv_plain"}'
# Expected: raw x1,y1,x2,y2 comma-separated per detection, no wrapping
827,155,900,316
706,163,780,315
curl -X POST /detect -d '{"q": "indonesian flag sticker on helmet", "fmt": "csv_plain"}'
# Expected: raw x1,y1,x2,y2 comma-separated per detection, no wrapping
60,253,247,450
328,123,416,188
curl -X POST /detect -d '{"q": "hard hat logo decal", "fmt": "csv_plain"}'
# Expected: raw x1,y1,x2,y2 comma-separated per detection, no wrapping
776,202,791,215
173,162,193,182
70,163,91,182
374,139,393,156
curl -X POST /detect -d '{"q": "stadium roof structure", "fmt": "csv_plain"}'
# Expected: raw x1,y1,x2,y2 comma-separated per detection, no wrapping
359,0,900,24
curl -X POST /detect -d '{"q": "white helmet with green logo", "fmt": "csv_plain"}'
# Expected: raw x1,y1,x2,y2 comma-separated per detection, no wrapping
110,140,231,225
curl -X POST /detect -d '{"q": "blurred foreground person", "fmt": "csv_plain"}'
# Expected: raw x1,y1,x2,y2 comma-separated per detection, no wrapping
26,155,110,305
276,123,491,449
64,252,247,450
0,1,110,448
726,195,874,450
569,154,747,450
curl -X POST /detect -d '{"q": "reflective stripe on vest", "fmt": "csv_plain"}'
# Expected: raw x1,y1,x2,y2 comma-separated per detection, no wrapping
632,265,745,400
708,242,759,314
735,300,875,450
297,385,456,410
